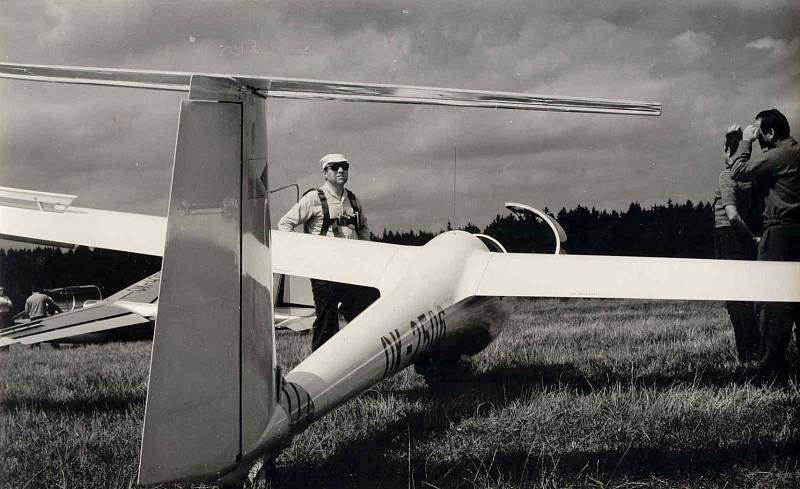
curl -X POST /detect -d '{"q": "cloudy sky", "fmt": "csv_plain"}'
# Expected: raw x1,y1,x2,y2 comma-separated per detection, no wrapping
1,0,798,238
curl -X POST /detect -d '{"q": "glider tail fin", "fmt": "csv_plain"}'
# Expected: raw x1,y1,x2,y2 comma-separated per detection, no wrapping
138,77,277,485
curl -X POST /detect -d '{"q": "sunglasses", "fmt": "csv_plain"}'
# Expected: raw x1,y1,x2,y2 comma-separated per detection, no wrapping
325,162,350,172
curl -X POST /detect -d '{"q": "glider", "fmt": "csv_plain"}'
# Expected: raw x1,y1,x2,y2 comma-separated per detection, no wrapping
0,187,561,344
0,62,797,487
0,269,314,346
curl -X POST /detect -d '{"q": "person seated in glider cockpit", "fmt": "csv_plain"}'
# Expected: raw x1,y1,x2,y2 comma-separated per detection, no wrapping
277,153,379,351
24,287,62,321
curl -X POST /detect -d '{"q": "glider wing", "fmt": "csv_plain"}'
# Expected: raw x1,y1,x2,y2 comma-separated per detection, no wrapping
469,252,800,302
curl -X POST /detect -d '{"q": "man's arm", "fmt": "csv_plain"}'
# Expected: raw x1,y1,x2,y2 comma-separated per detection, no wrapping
730,128,778,182
277,196,314,232
355,198,371,240
277,203,302,231
718,170,756,243
47,297,62,314
724,205,756,244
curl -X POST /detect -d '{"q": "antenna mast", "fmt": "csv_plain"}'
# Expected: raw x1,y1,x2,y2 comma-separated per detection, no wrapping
452,144,457,230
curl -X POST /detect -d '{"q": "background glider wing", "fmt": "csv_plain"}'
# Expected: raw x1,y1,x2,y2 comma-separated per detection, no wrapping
470,252,800,302
0,198,166,257
0,196,404,295
0,273,159,346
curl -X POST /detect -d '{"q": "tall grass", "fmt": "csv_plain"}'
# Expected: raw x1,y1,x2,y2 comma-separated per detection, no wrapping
1,299,798,488
1,343,148,488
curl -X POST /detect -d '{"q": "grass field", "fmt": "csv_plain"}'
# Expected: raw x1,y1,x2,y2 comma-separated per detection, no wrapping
1,298,798,488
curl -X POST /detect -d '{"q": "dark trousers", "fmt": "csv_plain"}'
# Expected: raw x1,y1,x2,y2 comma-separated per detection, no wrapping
714,226,759,362
756,223,800,368
310,279,379,351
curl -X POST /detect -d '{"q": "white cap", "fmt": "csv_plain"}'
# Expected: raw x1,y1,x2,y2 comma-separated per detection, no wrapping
320,153,348,170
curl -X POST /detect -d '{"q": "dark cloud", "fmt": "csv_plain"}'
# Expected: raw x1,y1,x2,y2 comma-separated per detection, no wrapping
1,0,799,235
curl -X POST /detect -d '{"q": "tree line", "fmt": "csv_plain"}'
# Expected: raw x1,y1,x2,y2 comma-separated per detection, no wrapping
0,247,161,316
376,199,715,258
0,199,714,315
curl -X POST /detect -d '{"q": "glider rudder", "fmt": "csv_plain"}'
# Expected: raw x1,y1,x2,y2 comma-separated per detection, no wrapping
138,76,277,484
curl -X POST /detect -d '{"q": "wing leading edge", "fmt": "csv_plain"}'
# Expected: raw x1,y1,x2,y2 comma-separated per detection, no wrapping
471,252,800,302
0,202,166,256
0,62,661,116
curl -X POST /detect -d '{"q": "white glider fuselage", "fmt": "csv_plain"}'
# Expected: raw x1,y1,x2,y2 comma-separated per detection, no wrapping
251,231,511,457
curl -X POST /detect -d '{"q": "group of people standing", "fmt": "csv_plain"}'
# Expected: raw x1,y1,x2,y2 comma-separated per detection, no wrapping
714,108,800,374
279,112,800,371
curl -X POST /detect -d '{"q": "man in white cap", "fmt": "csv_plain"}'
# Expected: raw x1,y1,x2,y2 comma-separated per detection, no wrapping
278,153,378,350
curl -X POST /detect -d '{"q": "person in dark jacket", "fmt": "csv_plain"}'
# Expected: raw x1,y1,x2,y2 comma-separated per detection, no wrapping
730,109,800,374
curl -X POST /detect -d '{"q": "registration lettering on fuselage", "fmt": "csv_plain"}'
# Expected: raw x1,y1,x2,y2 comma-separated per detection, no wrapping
380,305,446,378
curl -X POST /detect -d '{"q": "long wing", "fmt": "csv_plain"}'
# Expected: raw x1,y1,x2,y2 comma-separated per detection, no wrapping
3,195,797,302
0,273,160,347
0,198,396,343
0,199,166,256
469,252,800,302
272,231,416,292
265,234,800,302
0,62,661,116
0,193,410,290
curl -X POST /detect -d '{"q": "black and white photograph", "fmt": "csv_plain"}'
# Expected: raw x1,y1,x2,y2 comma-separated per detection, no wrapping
1,1,799,488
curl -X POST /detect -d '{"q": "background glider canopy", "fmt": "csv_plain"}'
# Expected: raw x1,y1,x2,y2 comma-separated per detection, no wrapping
0,62,661,115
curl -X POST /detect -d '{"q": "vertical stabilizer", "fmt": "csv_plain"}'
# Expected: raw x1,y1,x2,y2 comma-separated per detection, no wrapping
138,77,275,484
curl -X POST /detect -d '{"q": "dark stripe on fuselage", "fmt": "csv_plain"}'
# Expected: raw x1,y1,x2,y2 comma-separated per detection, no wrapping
279,381,315,427
280,386,294,423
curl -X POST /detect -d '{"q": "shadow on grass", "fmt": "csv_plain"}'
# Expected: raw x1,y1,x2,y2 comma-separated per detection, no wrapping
273,411,800,489
1,395,144,414
270,362,798,487
440,360,795,396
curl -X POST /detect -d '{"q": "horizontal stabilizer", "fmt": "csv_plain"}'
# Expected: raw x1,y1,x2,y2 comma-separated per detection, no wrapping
275,314,315,332
103,273,161,303
0,62,661,115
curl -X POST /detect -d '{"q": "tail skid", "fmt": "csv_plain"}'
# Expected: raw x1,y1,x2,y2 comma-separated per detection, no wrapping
138,77,278,485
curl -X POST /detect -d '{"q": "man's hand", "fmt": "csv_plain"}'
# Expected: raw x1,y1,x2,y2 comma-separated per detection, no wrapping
742,124,759,142
727,124,741,133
